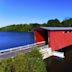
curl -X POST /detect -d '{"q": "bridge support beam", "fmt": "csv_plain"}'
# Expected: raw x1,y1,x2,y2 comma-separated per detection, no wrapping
53,51,64,58
40,47,65,59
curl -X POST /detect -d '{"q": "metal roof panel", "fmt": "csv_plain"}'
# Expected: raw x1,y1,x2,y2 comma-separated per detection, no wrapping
40,27,72,30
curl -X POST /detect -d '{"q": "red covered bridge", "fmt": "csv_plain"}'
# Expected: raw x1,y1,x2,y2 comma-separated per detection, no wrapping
34,27,72,51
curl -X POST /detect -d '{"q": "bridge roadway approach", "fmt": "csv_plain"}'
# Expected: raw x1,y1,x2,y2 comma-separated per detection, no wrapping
0,41,64,59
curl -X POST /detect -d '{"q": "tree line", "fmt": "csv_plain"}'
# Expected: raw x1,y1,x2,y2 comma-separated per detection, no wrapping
0,18,72,32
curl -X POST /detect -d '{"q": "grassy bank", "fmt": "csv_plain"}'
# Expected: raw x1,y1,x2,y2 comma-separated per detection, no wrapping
0,48,47,72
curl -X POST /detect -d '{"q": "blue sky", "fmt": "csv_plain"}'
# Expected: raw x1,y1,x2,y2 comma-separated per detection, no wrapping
0,0,72,27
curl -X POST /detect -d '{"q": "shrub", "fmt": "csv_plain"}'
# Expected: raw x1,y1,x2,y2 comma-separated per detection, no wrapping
0,47,47,72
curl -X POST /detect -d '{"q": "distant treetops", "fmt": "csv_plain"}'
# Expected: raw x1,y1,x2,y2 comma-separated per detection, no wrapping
0,18,72,32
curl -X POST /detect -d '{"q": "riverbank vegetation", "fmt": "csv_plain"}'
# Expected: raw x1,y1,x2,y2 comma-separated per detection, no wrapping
0,48,47,72
0,18,72,32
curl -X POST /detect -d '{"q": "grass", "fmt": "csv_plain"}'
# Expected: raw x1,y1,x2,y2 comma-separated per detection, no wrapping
0,47,47,72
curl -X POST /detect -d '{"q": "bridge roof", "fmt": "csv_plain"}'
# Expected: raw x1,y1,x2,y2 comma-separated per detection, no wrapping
40,27,72,30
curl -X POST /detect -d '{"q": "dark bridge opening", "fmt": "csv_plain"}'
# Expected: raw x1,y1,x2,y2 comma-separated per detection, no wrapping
37,29,48,45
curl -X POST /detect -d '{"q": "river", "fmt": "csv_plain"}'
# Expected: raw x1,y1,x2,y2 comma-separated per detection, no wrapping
0,32,34,50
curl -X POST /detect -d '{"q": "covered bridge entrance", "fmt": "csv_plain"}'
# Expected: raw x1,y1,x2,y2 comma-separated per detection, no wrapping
34,27,72,51
34,28,48,45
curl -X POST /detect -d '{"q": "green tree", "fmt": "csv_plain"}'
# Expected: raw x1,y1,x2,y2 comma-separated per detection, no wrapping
61,18,72,27
47,19,62,27
40,23,48,27
14,48,47,72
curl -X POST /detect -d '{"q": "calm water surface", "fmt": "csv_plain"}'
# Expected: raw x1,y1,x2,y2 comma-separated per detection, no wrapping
0,32,34,50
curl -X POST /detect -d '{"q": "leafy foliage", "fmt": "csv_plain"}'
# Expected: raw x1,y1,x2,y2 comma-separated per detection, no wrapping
0,48,47,72
47,19,62,27
61,18,72,27
1,18,72,32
